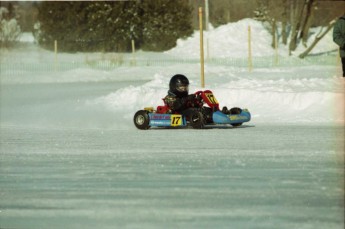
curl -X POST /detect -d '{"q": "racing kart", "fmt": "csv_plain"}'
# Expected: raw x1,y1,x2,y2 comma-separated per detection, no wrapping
133,90,251,130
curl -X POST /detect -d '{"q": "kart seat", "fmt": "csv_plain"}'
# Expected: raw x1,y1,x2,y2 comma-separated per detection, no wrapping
156,105,169,114
156,98,171,114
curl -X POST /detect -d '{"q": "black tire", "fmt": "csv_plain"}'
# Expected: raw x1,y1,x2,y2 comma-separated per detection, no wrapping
229,107,243,127
229,107,242,115
134,110,150,130
189,110,204,129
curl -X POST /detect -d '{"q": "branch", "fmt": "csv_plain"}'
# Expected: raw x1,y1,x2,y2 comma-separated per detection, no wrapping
298,18,336,58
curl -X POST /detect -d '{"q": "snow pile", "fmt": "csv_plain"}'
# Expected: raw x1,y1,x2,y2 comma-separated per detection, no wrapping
95,73,344,124
166,18,338,58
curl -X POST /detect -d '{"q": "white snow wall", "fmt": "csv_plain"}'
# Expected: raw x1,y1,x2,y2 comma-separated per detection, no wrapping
95,74,345,124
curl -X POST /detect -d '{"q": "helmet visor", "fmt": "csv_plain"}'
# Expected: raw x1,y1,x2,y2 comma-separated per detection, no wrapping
176,84,189,92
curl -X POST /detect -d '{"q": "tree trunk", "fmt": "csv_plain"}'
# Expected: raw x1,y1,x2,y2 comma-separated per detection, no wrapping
289,0,305,54
298,19,336,58
282,21,287,45
299,0,316,47
290,0,295,26
271,19,276,48
282,0,288,45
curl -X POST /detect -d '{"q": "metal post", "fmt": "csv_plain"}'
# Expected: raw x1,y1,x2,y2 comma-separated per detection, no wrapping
205,0,210,60
199,7,205,88
205,0,209,31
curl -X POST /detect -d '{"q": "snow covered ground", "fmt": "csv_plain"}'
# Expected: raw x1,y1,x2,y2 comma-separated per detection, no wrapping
1,20,344,228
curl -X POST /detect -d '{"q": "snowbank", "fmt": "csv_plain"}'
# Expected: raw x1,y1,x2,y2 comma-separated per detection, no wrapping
166,19,338,58
95,73,344,124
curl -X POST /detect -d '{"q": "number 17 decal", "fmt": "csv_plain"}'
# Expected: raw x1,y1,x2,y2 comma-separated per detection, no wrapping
171,115,182,126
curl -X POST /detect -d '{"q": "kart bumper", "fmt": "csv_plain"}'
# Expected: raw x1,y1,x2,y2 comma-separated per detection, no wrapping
212,109,251,124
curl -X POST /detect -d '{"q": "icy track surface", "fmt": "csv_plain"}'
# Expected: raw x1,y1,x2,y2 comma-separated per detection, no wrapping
1,79,344,229
1,124,344,229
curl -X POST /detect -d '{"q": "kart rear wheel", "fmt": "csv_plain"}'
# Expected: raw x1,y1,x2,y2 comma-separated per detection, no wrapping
134,110,150,130
229,107,243,127
229,107,242,114
189,110,204,129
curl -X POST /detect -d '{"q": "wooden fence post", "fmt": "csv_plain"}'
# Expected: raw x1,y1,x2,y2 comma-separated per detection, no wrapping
54,40,58,71
248,26,253,72
274,35,279,66
131,39,136,66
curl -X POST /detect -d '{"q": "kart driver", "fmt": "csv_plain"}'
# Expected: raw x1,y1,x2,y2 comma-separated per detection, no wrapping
164,74,213,122
164,74,198,112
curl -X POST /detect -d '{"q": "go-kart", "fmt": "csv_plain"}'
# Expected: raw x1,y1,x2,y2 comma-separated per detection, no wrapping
133,90,251,129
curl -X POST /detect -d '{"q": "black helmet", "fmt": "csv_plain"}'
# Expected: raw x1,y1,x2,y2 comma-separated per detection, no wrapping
169,74,189,97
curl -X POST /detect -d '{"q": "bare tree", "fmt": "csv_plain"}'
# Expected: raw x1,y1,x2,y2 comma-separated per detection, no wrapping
281,0,288,45
289,0,305,54
298,18,336,58
299,0,317,47
271,19,276,48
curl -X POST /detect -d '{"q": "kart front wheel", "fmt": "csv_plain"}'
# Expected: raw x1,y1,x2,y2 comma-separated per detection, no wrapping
189,110,204,129
229,107,242,115
134,110,150,130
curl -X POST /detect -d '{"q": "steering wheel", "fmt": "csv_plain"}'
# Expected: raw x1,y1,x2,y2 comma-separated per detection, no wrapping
194,91,204,107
